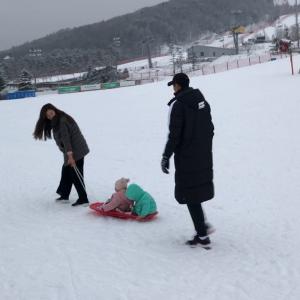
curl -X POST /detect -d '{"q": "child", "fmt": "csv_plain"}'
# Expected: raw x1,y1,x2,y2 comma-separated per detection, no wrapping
125,183,157,218
100,178,132,212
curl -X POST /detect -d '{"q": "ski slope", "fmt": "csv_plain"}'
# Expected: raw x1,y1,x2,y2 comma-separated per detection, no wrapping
245,14,299,42
0,56,300,300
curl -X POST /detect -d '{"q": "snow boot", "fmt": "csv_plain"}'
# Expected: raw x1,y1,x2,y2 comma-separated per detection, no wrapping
72,199,89,207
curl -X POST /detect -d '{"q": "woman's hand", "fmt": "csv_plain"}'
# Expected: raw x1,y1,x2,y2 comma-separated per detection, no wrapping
67,152,76,167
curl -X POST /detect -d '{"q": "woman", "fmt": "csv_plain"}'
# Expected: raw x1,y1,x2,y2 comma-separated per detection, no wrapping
33,103,90,206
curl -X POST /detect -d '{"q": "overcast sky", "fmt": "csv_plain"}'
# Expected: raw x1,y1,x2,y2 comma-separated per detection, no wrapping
0,0,165,51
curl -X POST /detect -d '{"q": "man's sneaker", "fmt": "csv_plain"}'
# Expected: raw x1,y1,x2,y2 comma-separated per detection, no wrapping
71,199,89,207
56,196,69,203
186,235,211,249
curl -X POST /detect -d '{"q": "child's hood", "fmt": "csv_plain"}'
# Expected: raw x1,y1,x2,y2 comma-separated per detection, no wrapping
125,184,144,201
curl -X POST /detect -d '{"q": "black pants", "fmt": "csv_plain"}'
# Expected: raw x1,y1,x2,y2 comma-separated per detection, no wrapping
187,203,207,237
56,158,88,201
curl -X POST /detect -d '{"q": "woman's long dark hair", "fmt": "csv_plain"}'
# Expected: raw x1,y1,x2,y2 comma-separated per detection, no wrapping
33,103,75,140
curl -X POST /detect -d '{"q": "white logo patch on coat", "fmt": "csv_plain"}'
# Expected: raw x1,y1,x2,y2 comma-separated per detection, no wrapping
198,101,205,110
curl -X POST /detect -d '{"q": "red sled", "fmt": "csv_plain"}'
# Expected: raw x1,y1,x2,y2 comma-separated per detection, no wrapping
89,202,158,222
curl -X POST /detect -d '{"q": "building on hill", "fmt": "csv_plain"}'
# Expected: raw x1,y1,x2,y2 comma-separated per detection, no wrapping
188,45,236,61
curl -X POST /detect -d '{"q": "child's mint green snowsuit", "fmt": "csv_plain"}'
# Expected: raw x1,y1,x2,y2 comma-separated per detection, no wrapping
125,184,157,217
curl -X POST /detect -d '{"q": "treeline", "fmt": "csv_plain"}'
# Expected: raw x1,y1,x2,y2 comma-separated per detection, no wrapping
0,0,288,79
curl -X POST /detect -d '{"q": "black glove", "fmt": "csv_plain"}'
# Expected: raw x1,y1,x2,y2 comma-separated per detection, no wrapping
161,156,170,174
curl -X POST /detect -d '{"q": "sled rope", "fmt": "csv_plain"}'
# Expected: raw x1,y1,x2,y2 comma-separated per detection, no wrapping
73,165,97,201
73,165,86,192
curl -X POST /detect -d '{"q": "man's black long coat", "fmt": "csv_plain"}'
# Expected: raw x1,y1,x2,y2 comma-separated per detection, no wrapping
163,87,214,204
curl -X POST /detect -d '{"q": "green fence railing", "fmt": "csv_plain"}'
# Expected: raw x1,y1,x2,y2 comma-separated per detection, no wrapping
101,82,120,90
58,86,81,94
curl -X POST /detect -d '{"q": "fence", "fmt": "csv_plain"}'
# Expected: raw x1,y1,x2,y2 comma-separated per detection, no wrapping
58,86,81,94
127,52,290,82
53,80,153,95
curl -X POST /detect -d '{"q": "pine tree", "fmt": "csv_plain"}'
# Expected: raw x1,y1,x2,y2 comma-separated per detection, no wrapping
0,75,6,92
18,69,33,91
0,64,8,91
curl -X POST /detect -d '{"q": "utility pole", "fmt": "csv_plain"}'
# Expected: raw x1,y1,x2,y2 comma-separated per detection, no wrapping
296,0,299,48
169,43,176,75
146,42,153,69
112,37,121,69
29,48,42,90
190,46,197,71
232,29,239,54
176,47,184,73
141,37,154,69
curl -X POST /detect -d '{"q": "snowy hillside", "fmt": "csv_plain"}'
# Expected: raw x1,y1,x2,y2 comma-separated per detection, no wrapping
274,0,297,5
244,14,299,42
1,56,300,300
112,13,299,80
33,12,299,85
205,13,298,49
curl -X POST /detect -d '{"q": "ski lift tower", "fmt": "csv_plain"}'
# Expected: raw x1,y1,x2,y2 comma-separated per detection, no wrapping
231,10,244,54
232,26,246,54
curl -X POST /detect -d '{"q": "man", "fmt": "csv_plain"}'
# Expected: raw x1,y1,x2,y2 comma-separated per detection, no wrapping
161,73,215,247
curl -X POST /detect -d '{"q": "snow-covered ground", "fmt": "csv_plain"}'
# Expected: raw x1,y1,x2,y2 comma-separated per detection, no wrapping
1,55,300,300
